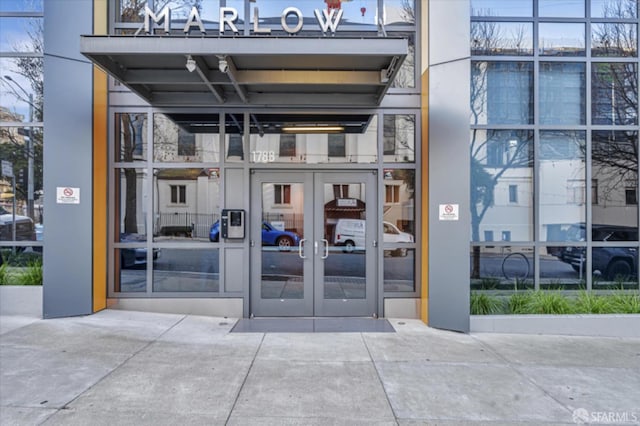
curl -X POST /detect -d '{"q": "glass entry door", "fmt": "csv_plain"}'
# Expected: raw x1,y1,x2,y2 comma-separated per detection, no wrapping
250,171,377,317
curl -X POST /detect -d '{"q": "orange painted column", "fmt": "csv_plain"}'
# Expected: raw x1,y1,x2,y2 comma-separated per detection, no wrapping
420,2,429,324
92,0,108,312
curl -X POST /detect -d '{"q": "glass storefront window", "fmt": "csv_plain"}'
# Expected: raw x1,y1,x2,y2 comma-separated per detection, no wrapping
470,129,534,242
116,168,147,241
539,131,586,242
591,0,638,18
153,113,220,163
591,63,638,125
115,248,147,293
0,18,43,53
115,113,148,162
538,23,585,56
384,0,415,25
539,62,585,125
384,249,415,292
591,23,638,57
470,246,535,291
116,0,145,22
225,113,244,162
592,130,638,228
0,58,43,123
391,32,415,88
383,114,414,163
471,0,532,17
471,22,533,56
0,0,43,12
539,246,584,290
249,115,378,164
539,0,585,18
471,62,534,125
592,246,638,287
153,248,219,292
0,126,43,243
382,168,415,239
152,168,220,242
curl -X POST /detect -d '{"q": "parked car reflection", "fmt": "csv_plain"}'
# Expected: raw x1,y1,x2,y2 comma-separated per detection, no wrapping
209,220,301,250
120,233,160,268
555,224,638,280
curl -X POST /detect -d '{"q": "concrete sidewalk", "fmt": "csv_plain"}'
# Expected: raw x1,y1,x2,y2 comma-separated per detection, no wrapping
1,310,639,425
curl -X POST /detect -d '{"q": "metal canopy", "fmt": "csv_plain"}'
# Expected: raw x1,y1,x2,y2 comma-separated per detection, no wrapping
80,36,407,107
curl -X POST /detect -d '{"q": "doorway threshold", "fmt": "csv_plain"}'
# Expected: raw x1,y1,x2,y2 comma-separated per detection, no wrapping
230,317,395,333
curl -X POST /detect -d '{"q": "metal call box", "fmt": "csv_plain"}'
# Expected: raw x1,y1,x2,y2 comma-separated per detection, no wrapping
221,209,245,239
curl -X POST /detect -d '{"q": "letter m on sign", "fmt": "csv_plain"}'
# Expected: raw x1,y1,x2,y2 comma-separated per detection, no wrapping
145,5,171,34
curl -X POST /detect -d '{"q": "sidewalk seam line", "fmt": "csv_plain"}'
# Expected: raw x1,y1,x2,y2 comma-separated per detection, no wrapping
361,333,400,425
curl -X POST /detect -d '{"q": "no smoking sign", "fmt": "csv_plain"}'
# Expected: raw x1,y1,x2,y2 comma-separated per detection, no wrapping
438,203,459,221
56,187,80,204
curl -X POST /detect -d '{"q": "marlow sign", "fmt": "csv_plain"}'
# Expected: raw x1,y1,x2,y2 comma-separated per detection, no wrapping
144,5,344,36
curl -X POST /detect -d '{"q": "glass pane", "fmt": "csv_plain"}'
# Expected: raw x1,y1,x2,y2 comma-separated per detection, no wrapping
382,169,415,242
592,23,638,57
538,23,585,56
225,113,244,162
471,0,532,17
1,57,43,123
116,168,147,241
539,62,585,125
591,0,638,18
384,249,415,292
593,246,638,286
153,248,219,292
0,0,43,12
470,62,533,125
0,17,43,53
115,113,148,162
0,127,43,241
0,248,42,283
470,246,534,292
591,63,638,125
539,131,586,241
153,113,220,162
115,248,147,293
384,0,415,25
471,22,533,56
540,246,584,290
324,182,367,299
153,168,220,242
470,129,534,242
116,0,145,22
592,130,638,229
260,182,304,299
249,115,377,164
383,114,415,162
391,32,415,88
539,0,584,17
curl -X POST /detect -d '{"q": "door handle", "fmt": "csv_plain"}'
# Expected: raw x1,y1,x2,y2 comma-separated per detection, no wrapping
314,240,318,255
299,239,306,259
321,239,329,259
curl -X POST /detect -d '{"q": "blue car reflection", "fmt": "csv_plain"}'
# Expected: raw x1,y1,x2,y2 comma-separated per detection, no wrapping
209,221,300,250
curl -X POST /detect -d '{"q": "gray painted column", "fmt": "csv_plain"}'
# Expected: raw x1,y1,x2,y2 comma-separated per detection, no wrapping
43,0,94,318
428,0,471,332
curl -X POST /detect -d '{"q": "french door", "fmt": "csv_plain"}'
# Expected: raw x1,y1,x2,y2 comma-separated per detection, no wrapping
250,171,377,317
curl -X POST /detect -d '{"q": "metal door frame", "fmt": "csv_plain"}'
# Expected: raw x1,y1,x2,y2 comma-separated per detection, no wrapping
250,170,377,317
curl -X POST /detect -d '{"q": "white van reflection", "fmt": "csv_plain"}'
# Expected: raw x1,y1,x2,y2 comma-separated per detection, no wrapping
333,219,413,256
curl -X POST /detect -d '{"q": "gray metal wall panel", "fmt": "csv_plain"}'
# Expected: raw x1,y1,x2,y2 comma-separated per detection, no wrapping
428,60,471,332
426,0,471,332
224,248,244,293
42,0,94,318
429,0,470,66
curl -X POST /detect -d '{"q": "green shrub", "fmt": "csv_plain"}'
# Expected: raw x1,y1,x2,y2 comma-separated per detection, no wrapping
0,263,9,285
15,259,43,285
479,277,501,290
508,291,534,314
470,292,504,315
607,292,640,314
574,291,613,314
518,291,574,314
